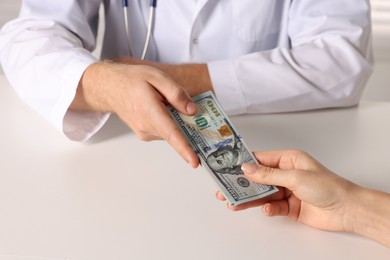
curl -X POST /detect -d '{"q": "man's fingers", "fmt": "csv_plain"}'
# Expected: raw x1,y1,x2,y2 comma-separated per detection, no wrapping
169,86,197,115
166,86,197,115
166,127,199,168
146,68,197,116
139,67,199,165
150,103,198,167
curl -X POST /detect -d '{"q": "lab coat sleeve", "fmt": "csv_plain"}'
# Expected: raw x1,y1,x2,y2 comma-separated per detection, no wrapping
208,0,374,115
0,0,109,141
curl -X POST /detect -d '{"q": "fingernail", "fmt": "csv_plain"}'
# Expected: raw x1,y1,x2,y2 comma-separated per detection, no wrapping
186,101,197,114
241,163,258,174
187,155,197,168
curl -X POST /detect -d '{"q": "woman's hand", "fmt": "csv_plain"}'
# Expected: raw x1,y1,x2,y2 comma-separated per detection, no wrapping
216,150,360,232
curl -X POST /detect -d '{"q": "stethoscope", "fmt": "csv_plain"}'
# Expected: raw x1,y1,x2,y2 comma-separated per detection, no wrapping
122,0,158,60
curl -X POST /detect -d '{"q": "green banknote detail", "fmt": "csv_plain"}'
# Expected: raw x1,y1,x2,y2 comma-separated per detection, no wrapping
168,91,278,206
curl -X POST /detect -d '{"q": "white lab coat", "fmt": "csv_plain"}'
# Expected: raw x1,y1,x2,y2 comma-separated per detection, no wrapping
0,0,373,141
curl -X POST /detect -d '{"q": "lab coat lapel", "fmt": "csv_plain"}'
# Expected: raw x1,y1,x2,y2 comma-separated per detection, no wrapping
193,0,209,20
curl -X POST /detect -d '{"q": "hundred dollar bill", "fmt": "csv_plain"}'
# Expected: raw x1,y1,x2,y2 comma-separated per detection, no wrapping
167,91,278,206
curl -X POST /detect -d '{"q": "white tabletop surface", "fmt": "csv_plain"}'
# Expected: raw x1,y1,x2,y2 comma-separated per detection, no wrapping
0,74,389,260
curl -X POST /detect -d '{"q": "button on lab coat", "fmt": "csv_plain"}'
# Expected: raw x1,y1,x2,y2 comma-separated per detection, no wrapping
0,0,373,141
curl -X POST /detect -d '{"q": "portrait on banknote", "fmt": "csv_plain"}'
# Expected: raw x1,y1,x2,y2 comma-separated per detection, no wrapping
206,137,252,175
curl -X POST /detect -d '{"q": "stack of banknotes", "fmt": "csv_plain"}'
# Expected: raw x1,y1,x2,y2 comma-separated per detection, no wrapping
168,91,278,206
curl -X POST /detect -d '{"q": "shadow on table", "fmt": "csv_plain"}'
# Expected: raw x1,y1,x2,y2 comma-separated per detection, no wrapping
86,114,131,144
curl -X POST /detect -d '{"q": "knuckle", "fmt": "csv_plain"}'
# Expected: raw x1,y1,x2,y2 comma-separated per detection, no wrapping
135,131,152,142
261,166,275,177
147,66,169,81
171,86,186,101
165,127,181,144
296,149,308,156
288,149,303,156
137,133,149,141
289,172,300,183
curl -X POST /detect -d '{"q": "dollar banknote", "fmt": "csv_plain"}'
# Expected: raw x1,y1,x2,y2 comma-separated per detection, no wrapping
167,91,278,206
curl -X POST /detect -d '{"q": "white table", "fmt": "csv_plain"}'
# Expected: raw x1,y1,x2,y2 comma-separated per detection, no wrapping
0,74,389,260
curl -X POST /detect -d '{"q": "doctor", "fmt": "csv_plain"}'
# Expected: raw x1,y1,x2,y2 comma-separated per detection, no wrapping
0,0,373,167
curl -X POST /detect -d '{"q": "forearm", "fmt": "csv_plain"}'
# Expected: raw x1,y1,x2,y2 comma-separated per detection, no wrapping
351,187,390,247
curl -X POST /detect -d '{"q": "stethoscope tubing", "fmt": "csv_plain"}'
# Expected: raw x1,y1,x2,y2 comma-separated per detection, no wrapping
122,0,157,60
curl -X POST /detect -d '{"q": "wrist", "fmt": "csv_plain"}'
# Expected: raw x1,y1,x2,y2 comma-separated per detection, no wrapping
75,60,115,112
336,182,361,234
343,184,367,234
346,186,390,247
166,63,213,96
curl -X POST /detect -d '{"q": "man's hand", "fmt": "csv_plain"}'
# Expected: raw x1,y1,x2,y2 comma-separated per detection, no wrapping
72,60,200,168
